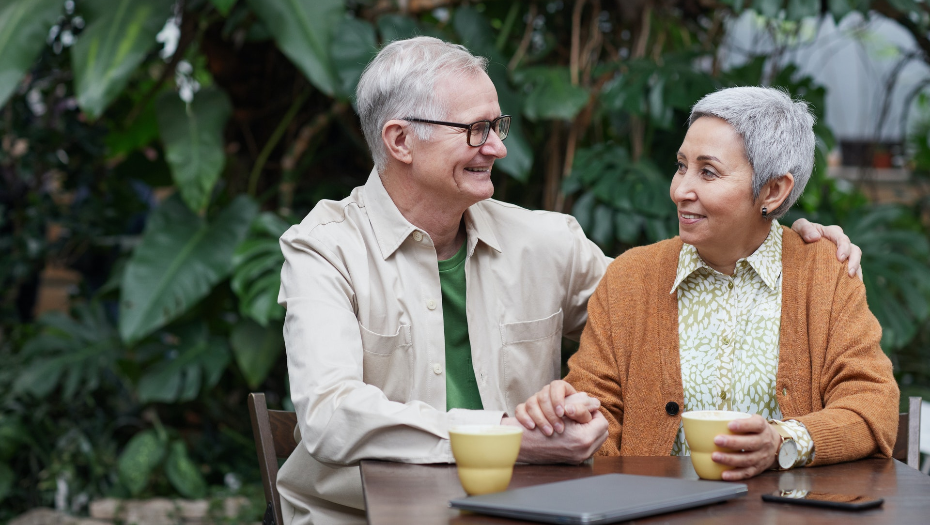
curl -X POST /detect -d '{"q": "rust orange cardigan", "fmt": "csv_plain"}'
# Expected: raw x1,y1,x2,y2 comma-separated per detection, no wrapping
565,227,899,466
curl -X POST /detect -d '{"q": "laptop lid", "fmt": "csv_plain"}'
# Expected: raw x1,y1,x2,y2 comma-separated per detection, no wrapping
449,474,748,525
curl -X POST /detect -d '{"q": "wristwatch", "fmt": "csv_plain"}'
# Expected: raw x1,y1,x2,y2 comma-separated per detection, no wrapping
770,421,799,470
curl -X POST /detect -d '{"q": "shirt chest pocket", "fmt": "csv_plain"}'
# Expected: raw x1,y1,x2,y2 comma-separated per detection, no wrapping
359,323,412,402
500,309,563,410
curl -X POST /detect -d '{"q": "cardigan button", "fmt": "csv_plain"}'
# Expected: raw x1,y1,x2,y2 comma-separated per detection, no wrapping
665,402,679,416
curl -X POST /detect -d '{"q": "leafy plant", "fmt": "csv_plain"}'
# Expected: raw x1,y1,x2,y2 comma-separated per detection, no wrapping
119,195,258,345
12,302,123,400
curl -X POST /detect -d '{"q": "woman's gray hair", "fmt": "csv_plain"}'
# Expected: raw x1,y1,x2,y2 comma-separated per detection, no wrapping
688,86,816,219
356,36,489,173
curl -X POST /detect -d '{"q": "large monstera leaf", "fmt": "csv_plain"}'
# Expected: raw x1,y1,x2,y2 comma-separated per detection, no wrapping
231,212,291,327
119,195,258,344
72,0,174,120
245,0,343,96
137,323,231,403
0,0,61,107
156,88,233,213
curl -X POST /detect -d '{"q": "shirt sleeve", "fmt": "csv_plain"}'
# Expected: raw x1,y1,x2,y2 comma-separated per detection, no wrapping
776,419,815,467
278,226,505,467
560,215,612,341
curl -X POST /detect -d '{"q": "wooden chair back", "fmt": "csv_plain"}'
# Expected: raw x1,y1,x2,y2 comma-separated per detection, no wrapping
248,392,299,525
892,396,922,469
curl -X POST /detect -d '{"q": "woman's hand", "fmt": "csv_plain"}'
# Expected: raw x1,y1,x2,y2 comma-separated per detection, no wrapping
710,415,780,481
514,380,601,436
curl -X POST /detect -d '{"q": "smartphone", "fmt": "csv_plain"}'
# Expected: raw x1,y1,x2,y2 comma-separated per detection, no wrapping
762,490,884,511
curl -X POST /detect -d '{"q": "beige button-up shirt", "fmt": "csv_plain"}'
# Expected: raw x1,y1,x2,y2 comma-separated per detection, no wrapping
276,171,609,522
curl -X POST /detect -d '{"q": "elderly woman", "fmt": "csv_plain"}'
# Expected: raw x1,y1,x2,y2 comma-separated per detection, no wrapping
516,86,899,480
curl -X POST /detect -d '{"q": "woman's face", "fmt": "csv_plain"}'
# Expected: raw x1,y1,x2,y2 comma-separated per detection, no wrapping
670,116,765,263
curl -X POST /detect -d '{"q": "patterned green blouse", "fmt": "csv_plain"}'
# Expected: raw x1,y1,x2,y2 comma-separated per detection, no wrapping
669,220,813,468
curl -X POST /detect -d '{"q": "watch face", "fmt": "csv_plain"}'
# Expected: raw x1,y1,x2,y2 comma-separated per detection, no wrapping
778,439,799,469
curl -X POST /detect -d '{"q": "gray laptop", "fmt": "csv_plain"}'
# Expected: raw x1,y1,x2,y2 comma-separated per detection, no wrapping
449,474,748,524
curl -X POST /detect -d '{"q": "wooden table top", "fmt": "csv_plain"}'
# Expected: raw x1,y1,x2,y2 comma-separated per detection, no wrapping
360,456,930,524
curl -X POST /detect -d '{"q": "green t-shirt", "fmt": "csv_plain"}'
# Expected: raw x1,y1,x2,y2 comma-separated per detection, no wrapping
438,242,483,410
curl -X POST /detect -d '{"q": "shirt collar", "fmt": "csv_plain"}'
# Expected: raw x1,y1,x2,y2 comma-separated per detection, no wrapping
746,220,783,291
361,169,503,260
670,219,783,293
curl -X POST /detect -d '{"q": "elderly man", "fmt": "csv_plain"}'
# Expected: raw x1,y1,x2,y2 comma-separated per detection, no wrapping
275,37,860,524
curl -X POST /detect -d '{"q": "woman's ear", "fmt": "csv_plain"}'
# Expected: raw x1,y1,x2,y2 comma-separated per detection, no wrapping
383,120,414,165
760,173,795,214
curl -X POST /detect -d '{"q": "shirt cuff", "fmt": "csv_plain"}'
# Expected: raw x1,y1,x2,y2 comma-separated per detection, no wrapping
775,419,815,467
447,409,507,428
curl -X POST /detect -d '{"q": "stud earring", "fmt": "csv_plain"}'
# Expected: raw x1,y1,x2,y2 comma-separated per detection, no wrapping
761,207,768,219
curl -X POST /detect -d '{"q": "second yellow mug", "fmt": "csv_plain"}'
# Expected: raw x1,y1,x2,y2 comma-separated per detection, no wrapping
681,410,752,480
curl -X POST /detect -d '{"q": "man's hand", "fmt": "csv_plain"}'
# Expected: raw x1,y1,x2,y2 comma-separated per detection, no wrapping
709,415,780,481
502,411,609,464
791,218,862,280
515,380,601,435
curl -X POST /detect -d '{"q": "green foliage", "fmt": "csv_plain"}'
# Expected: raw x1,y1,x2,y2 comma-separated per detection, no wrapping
165,440,207,499
12,302,122,400
137,323,231,403
245,0,344,96
516,67,590,122
117,430,165,496
231,320,284,390
156,88,234,213
209,0,238,17
231,212,291,326
844,206,930,350
331,18,378,101
71,0,175,120
565,144,675,247
0,0,62,107
0,462,12,502
119,195,258,344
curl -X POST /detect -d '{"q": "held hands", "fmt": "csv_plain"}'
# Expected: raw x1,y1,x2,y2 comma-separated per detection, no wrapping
501,411,608,464
502,380,608,464
711,415,780,481
515,380,601,435
791,218,862,280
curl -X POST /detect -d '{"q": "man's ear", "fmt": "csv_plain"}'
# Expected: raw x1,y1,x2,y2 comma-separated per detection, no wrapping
760,173,795,213
383,120,414,165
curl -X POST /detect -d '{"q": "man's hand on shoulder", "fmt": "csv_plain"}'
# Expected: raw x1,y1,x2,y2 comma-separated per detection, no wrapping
501,411,609,464
791,218,863,280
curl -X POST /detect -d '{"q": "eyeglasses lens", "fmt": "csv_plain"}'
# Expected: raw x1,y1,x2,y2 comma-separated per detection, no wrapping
469,121,490,147
497,116,510,141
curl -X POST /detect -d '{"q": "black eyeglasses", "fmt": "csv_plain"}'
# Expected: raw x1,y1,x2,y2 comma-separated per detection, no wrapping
403,115,511,147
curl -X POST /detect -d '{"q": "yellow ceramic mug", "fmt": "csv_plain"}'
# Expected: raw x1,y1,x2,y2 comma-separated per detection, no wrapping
681,410,752,480
449,425,523,495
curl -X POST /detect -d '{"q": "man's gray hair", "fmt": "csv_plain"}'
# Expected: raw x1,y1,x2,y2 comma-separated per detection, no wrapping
688,86,816,219
356,36,489,173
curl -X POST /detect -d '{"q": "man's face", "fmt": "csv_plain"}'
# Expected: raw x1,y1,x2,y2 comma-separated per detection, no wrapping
409,71,507,208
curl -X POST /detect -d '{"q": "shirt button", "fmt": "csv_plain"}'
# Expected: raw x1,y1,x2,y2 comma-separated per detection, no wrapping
722,336,731,346
426,299,437,310
727,281,734,289
412,231,423,242
721,391,728,401
432,363,443,375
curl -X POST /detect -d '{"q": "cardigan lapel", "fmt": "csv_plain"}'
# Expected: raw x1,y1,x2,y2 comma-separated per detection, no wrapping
657,238,686,454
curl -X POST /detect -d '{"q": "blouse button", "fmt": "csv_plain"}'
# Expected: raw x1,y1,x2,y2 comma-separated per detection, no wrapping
720,391,728,401
412,231,423,242
727,281,734,289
